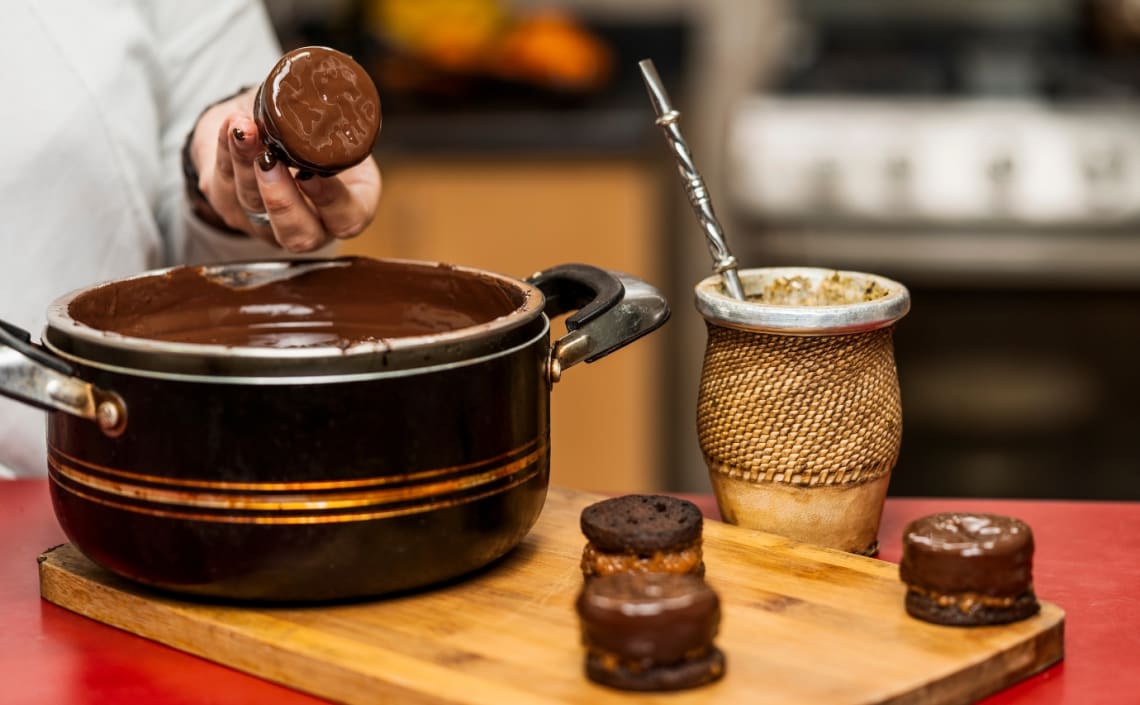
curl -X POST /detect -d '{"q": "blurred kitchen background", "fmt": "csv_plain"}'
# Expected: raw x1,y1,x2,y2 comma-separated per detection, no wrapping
263,0,1140,500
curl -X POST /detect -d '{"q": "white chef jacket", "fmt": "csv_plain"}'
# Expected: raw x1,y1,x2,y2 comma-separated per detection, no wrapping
0,0,286,477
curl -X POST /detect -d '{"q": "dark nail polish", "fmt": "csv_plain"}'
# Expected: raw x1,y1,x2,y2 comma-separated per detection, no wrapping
232,127,245,142
296,170,315,181
258,151,277,171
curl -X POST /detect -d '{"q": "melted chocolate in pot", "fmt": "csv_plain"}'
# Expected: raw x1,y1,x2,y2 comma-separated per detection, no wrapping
67,258,527,348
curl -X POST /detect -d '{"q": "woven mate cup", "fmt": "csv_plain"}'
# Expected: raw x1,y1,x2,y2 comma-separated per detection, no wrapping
695,267,910,555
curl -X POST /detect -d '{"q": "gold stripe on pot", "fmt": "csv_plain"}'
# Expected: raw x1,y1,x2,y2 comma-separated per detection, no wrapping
46,440,542,491
47,441,546,524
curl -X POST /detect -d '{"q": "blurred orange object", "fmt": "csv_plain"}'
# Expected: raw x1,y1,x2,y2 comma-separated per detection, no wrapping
365,1,612,94
367,0,507,72
486,10,613,92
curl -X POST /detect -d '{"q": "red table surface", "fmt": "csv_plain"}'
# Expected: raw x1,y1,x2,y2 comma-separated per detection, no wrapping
2,479,1138,705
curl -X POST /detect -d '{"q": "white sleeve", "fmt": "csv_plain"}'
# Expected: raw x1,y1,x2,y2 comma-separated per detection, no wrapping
145,0,286,265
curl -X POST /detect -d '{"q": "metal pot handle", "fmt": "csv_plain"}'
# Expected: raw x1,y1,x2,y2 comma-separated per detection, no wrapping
527,264,670,385
0,320,126,435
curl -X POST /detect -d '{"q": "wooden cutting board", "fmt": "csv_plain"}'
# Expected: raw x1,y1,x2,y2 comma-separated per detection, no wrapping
39,486,1063,705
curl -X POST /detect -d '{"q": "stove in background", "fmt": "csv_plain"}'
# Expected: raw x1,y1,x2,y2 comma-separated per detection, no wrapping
726,0,1140,500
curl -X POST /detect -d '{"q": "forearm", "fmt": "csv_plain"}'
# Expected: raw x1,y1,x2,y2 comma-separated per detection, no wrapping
151,0,281,264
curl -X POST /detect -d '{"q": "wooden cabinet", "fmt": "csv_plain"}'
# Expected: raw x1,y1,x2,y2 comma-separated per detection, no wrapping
337,155,667,492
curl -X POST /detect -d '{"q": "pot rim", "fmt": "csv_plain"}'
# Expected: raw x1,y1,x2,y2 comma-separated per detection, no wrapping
44,258,547,375
42,317,551,385
694,266,910,335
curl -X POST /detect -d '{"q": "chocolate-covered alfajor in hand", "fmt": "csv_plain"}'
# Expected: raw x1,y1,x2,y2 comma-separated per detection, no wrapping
254,46,381,178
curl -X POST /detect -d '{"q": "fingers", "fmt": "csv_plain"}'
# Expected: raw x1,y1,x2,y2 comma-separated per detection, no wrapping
297,157,383,240
226,115,267,218
196,107,380,251
204,113,275,243
205,116,239,223
254,156,331,252
256,156,382,252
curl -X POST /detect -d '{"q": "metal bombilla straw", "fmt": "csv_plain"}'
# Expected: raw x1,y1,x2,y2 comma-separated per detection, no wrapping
638,58,745,301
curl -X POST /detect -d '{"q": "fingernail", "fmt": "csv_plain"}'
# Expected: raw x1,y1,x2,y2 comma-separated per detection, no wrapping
232,127,245,142
258,151,277,171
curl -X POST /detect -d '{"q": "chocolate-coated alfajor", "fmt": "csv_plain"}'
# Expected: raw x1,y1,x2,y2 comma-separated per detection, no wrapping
576,572,725,691
254,46,381,177
899,512,1040,626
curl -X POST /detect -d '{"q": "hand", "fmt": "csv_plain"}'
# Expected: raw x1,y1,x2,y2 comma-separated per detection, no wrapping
189,87,382,252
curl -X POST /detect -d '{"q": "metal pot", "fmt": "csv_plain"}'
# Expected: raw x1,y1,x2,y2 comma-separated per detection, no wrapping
0,257,669,601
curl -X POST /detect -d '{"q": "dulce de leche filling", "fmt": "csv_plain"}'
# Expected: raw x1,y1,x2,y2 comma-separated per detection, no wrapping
581,540,703,578
906,583,1032,614
590,645,715,675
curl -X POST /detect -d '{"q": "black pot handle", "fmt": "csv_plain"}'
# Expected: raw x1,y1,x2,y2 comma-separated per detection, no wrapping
527,264,670,384
527,263,625,332
0,318,126,436
0,320,75,375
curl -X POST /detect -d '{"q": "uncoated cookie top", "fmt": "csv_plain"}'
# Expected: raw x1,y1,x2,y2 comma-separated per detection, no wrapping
580,494,703,554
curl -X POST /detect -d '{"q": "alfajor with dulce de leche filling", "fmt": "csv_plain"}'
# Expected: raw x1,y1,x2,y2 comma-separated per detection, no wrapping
900,512,1040,626
576,572,725,691
580,494,705,579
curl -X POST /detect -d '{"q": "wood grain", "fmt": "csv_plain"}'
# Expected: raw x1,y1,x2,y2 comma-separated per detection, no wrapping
39,487,1064,705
